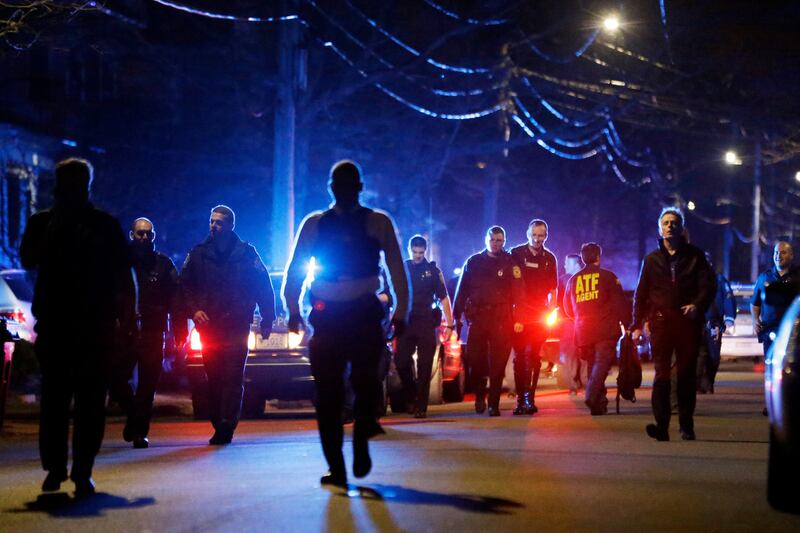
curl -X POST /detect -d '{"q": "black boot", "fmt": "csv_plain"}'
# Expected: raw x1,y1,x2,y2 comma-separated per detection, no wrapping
512,392,530,415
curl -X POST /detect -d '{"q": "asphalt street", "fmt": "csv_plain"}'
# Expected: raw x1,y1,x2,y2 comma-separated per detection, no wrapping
1,361,799,532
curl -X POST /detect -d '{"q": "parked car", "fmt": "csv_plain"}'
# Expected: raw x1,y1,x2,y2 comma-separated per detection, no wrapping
722,283,762,359
384,321,465,413
185,273,314,418
764,294,800,512
0,269,35,342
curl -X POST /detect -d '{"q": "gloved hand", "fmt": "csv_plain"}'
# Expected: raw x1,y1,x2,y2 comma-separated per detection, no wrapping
288,313,304,334
391,317,407,338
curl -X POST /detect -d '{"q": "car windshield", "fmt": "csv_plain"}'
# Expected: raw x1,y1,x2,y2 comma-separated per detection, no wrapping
1,273,33,302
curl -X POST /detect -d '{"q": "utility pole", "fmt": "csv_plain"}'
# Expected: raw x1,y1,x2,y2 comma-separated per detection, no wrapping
270,0,300,270
751,138,762,282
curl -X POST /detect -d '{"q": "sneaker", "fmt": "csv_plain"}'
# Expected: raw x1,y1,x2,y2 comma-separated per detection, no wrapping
645,424,669,442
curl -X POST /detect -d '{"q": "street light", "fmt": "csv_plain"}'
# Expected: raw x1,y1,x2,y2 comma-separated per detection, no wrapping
795,171,800,183
687,201,696,211
603,15,620,32
725,150,742,165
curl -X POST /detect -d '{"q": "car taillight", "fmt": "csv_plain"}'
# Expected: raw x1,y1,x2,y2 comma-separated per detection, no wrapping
248,331,256,351
546,308,558,327
288,331,303,349
0,309,25,324
190,328,202,351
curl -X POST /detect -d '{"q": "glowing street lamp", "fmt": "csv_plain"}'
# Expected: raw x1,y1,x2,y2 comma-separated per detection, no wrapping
725,150,742,165
687,201,696,211
603,15,620,32
795,171,800,183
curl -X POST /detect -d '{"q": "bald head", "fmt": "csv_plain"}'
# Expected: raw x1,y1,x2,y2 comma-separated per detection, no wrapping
774,241,794,272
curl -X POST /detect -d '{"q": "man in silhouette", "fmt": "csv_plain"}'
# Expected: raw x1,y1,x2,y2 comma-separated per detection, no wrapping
20,157,136,496
283,160,409,487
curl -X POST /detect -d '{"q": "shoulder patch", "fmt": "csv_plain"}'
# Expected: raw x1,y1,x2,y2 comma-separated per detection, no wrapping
512,265,522,279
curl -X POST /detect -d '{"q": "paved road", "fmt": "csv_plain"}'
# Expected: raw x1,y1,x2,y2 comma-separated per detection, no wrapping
1,361,798,532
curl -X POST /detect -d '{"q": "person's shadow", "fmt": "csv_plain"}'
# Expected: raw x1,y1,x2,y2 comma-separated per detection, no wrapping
8,492,156,518
341,484,524,515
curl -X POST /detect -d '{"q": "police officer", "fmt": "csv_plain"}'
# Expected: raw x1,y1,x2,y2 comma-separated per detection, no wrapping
395,235,454,418
110,217,185,448
752,241,800,358
563,243,626,415
558,253,584,395
180,205,275,445
632,207,715,441
453,226,524,417
283,160,409,487
697,252,736,394
509,219,558,415
20,158,136,496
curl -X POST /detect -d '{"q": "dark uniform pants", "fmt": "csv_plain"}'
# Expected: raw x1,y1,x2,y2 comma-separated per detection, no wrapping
650,316,702,432
512,325,547,402
36,327,112,480
309,296,385,476
110,329,164,439
467,319,512,410
201,328,249,435
394,317,437,411
578,339,616,411
696,327,722,391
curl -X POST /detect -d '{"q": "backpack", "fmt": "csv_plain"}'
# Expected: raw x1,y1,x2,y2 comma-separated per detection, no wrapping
616,331,642,414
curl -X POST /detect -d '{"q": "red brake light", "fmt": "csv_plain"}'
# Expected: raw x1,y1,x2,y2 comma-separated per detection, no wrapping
190,328,202,351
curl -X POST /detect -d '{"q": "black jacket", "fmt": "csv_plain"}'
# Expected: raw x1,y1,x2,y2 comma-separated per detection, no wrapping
20,203,135,332
180,233,275,334
453,250,524,324
132,247,183,337
631,238,716,330
563,264,626,346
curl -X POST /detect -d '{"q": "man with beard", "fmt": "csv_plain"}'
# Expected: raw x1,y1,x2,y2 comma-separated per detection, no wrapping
180,205,275,445
110,217,185,448
20,158,136,496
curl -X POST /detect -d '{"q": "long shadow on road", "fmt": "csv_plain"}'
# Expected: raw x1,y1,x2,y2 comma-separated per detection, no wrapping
6,492,155,518
342,484,524,515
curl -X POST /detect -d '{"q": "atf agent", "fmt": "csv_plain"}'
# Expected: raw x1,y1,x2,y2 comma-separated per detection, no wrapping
453,226,524,416
395,235,454,418
283,160,409,487
509,219,558,415
111,217,186,448
562,243,626,415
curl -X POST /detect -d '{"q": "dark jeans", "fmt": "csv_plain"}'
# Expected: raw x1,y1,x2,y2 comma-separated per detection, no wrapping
110,330,164,439
512,325,547,401
394,317,437,412
467,319,512,409
650,316,702,432
308,296,385,476
201,328,249,436
578,339,616,411
36,327,112,480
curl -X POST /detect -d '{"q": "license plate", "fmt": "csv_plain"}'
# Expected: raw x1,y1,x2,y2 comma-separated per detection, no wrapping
257,333,288,350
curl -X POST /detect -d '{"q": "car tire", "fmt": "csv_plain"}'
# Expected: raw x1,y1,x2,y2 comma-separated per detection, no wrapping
767,425,800,512
427,348,444,405
241,390,265,419
190,388,209,420
443,359,465,403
